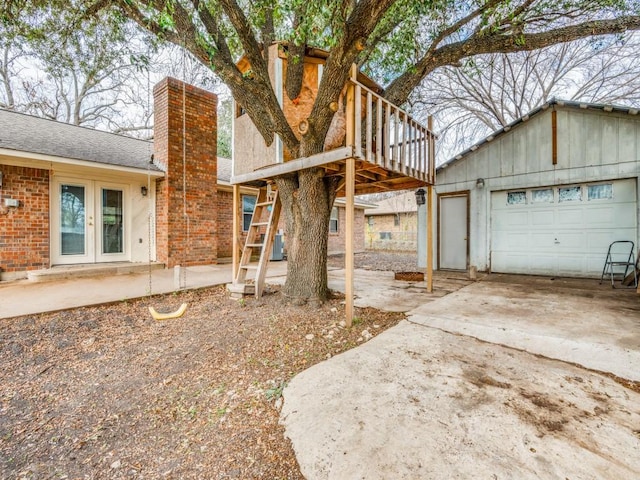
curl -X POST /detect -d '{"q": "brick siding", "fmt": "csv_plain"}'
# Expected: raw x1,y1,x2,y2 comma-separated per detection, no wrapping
153,77,218,267
0,164,50,276
216,189,250,259
365,212,417,251
328,205,365,253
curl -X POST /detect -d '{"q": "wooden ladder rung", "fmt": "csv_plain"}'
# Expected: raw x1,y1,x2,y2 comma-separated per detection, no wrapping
240,265,258,270
251,222,269,227
246,243,263,248
256,201,274,207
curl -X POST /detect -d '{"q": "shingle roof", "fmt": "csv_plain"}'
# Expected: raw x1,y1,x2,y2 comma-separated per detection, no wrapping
364,190,417,215
0,108,160,172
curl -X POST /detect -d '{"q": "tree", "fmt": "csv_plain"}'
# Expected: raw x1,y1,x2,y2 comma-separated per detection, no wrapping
0,4,158,134
411,33,640,159
0,6,233,147
6,0,640,303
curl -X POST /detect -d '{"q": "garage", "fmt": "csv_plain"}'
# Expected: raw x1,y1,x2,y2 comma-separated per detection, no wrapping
434,100,640,282
490,178,637,277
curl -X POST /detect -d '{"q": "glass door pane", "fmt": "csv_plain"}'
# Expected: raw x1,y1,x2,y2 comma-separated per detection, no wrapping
60,184,86,255
102,188,124,254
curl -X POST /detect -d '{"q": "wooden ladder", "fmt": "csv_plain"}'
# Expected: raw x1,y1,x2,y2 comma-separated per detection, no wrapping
233,185,281,298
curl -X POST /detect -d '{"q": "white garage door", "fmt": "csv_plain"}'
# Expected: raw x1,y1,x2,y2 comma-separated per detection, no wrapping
491,179,637,277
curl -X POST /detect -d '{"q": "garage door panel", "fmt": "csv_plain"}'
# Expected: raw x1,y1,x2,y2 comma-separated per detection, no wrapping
531,210,555,226
558,256,588,274
490,179,637,278
587,206,617,225
505,211,528,227
492,253,528,272
587,255,607,273
587,232,618,251
613,203,638,223
529,255,558,273
506,232,529,248
555,232,586,249
557,208,584,225
530,233,556,248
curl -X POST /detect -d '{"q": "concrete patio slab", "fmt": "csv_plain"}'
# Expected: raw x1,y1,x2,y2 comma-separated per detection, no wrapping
0,261,288,319
408,274,640,381
281,273,640,480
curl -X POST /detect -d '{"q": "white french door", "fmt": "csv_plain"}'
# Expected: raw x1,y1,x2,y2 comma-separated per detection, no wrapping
52,178,129,265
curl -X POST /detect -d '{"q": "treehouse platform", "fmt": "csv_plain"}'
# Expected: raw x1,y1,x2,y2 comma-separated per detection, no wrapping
231,76,436,195
228,46,436,325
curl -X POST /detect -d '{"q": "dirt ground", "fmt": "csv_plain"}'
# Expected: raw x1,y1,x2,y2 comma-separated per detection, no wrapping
0,253,410,479
327,250,419,273
4,251,637,479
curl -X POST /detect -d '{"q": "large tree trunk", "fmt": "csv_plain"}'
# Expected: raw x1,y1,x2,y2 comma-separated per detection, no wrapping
275,167,338,303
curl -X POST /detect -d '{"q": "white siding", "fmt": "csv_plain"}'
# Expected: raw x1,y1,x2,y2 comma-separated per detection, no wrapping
436,106,640,275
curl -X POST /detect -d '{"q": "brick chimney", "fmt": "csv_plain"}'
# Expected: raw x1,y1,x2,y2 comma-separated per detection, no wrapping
153,77,218,267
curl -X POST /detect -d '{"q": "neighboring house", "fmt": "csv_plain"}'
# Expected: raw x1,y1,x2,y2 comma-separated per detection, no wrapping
435,99,640,278
364,191,418,251
327,198,372,254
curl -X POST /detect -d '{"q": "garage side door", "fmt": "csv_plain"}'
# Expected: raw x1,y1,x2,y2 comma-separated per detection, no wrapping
490,179,637,277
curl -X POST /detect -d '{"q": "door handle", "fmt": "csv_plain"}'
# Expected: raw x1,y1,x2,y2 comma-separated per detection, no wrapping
554,238,560,244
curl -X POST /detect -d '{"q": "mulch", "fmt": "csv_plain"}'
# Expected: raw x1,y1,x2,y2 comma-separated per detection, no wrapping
0,284,404,479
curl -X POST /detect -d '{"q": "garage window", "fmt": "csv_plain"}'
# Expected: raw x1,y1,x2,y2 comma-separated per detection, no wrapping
507,191,527,205
588,184,613,201
532,188,553,203
559,186,582,202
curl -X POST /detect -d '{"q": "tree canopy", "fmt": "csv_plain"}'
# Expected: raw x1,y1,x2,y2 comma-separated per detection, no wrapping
3,0,639,158
412,33,640,158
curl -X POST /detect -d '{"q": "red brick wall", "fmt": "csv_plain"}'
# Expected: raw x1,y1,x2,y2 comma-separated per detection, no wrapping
327,205,365,254
153,77,218,267
0,164,50,276
215,192,366,258
216,190,250,259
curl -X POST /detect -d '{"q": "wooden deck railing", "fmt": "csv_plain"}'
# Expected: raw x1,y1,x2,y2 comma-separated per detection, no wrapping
345,78,436,185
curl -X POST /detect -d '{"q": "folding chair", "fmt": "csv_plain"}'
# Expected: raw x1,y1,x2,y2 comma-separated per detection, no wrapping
600,241,638,288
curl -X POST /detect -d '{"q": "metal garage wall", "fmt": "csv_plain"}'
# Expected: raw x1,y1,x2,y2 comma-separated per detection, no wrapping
435,105,640,274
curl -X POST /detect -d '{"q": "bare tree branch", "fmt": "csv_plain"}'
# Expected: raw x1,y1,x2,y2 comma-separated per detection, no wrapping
386,15,640,106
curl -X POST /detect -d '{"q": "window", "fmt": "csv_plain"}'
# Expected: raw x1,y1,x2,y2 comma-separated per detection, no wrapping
532,188,553,204
329,207,339,233
367,216,374,227
559,186,582,202
394,214,400,227
588,184,613,201
507,191,527,205
242,195,256,231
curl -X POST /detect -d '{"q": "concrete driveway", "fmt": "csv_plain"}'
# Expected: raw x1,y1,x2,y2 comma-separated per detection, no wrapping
409,274,640,382
281,273,640,479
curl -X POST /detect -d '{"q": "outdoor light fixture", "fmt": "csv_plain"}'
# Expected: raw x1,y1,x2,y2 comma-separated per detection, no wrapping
415,188,426,206
476,178,485,188
141,185,148,197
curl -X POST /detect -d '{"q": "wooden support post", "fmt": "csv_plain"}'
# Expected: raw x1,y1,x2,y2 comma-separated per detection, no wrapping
426,115,434,293
426,185,434,293
232,184,240,281
345,64,357,327
345,158,355,326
